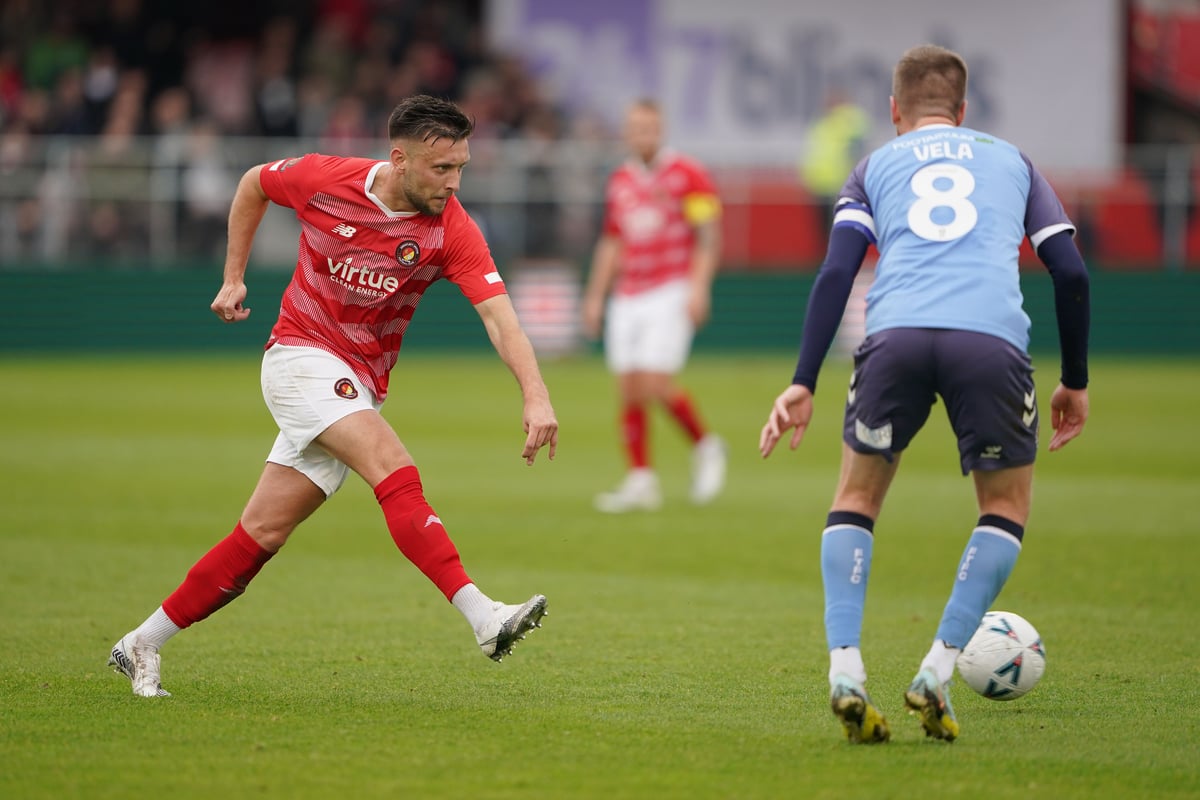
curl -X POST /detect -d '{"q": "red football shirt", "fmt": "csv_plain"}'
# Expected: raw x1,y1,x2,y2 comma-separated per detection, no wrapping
601,149,721,296
259,154,506,401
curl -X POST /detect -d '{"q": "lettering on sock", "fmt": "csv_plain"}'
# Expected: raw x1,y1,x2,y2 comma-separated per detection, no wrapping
958,546,978,581
850,547,865,584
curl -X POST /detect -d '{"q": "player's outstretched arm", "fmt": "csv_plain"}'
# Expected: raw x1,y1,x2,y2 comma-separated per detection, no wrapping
474,294,559,465
759,384,815,458
211,165,270,323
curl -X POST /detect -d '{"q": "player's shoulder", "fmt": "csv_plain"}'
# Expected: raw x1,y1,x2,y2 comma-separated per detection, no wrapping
956,126,1024,157
869,125,1027,169
440,196,487,236
313,154,379,176
608,160,639,182
662,149,711,177
265,153,377,178
958,127,1038,185
441,195,470,222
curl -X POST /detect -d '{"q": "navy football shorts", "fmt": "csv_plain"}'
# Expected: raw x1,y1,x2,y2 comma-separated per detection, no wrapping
842,328,1039,475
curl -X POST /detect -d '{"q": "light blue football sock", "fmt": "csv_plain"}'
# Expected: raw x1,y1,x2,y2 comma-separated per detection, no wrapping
934,517,1023,648
822,512,875,651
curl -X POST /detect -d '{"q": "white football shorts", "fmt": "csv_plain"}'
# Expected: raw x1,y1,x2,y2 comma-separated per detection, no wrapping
604,279,694,374
260,344,381,497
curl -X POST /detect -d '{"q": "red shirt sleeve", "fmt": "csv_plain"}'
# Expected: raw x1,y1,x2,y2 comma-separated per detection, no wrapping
258,154,335,209
679,158,721,226
440,199,508,304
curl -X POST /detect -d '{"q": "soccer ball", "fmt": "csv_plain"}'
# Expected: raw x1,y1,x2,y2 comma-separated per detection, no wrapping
957,611,1046,700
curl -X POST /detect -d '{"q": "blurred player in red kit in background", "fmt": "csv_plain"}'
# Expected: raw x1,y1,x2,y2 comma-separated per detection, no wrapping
582,99,726,513
108,95,558,697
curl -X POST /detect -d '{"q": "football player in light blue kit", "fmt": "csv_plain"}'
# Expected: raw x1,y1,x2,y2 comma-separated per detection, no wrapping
760,45,1090,743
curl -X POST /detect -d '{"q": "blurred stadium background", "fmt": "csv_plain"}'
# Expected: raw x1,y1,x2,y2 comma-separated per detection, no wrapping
2,8,1197,795
0,0,1196,356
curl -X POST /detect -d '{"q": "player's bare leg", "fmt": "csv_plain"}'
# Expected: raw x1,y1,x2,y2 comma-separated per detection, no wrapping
973,465,1033,527
829,445,901,519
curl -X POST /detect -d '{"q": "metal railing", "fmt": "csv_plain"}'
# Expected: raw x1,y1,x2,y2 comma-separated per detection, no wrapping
0,134,1195,271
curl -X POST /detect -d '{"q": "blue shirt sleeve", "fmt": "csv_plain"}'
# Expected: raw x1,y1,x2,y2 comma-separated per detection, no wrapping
831,158,878,244
791,225,871,391
1035,231,1091,389
1022,154,1076,246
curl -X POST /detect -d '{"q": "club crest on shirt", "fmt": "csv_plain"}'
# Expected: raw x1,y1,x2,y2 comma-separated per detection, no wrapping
395,240,421,267
334,378,359,399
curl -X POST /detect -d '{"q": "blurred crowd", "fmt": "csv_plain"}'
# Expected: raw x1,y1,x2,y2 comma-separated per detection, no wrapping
0,0,575,144
0,0,610,265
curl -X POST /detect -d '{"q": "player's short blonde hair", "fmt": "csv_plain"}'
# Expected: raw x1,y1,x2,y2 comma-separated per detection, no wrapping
892,45,967,121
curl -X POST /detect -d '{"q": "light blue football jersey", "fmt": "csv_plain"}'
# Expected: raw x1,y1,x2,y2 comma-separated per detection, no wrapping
833,124,1075,352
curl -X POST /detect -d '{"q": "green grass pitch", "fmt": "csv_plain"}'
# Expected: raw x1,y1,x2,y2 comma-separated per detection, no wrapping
1,352,1197,799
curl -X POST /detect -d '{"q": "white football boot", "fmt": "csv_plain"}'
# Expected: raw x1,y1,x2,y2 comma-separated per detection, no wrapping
476,594,548,662
594,468,662,513
690,434,727,505
108,634,171,697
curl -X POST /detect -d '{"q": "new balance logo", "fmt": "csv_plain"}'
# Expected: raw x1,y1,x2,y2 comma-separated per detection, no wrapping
332,223,357,238
424,514,442,528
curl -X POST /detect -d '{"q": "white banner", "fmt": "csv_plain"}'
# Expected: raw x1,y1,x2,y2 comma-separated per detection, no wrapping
488,0,1122,172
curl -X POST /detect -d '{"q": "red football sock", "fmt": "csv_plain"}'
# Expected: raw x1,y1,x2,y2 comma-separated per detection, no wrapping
162,522,274,628
374,466,471,601
622,403,649,468
664,392,706,443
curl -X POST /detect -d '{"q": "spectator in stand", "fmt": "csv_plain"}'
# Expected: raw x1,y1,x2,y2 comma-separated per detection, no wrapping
180,118,235,259
254,18,300,138
0,1,569,265
518,103,565,261
22,10,88,92
47,67,91,135
800,88,871,241
320,94,372,155
0,46,25,128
